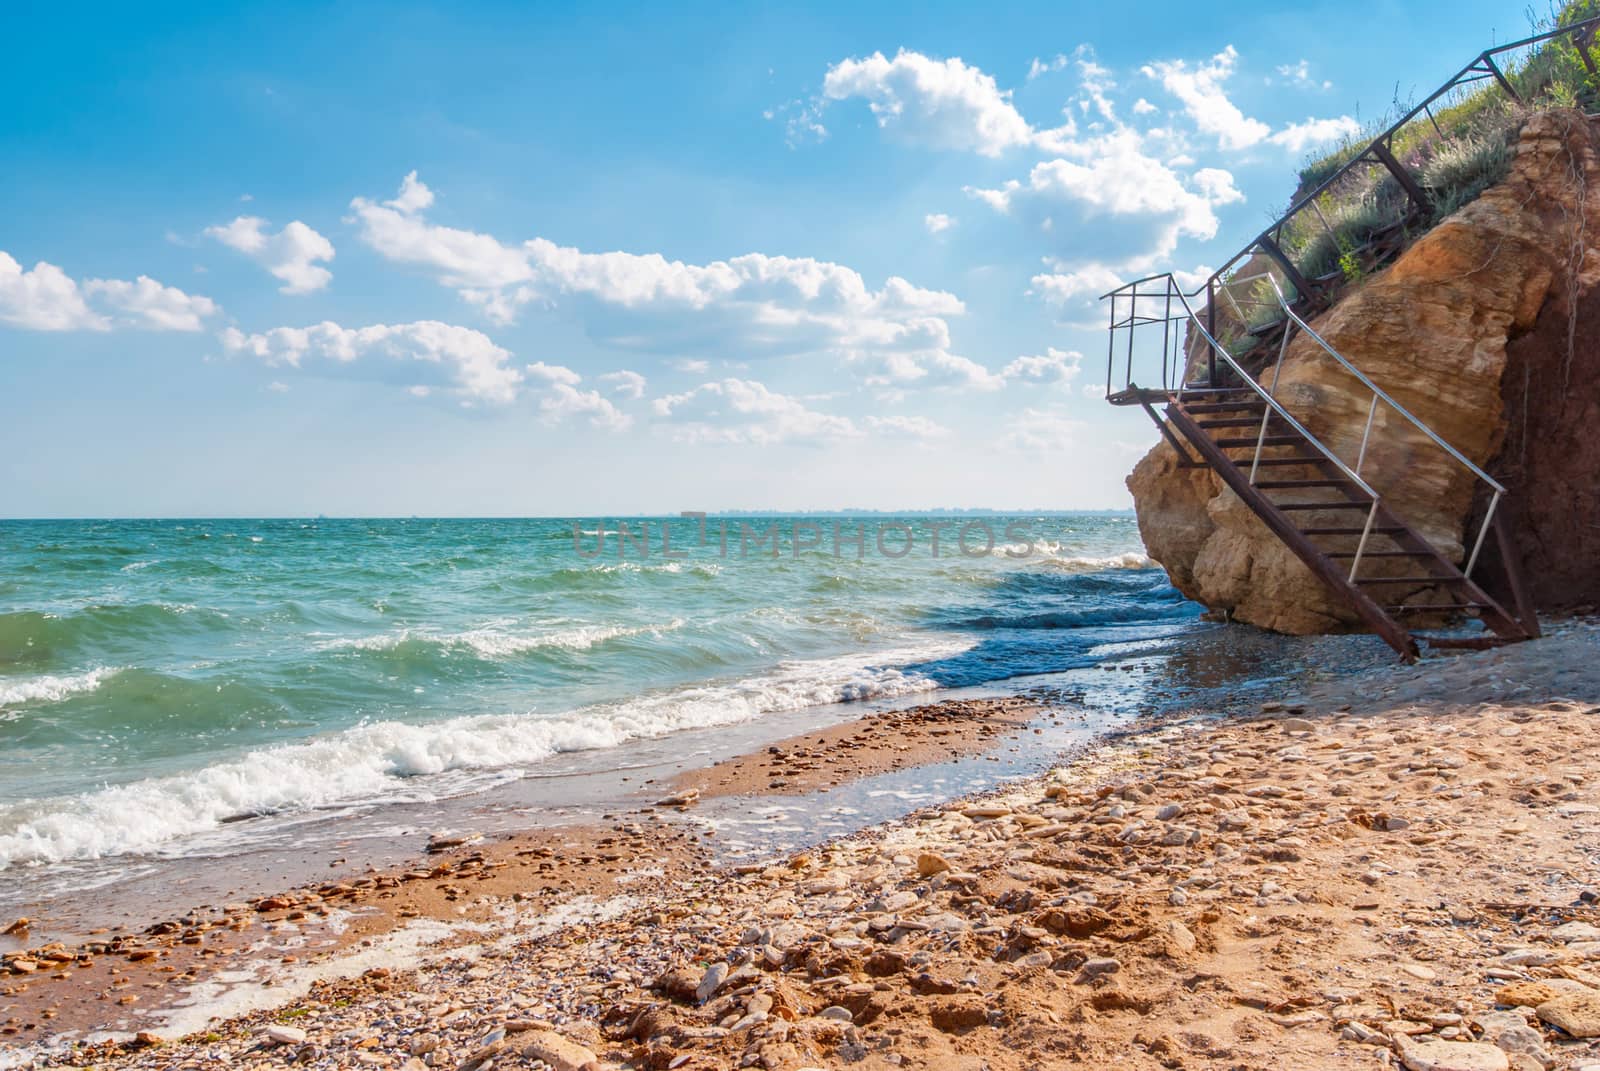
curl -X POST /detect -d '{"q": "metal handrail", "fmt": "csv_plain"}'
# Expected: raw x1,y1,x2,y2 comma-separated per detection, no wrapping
1158,276,1382,501
1249,272,1506,495
1110,270,1507,581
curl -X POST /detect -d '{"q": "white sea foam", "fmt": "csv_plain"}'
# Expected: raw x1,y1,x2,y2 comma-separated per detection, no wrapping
0,667,117,710
1038,551,1154,572
317,619,684,657
0,639,969,868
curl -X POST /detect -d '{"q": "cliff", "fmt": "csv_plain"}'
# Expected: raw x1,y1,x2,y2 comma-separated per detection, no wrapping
1128,110,1600,634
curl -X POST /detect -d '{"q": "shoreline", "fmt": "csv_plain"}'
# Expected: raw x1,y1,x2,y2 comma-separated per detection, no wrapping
2,619,1597,1069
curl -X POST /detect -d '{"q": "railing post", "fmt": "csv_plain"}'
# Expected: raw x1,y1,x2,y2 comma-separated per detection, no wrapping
1349,501,1380,583
1355,395,1379,475
1205,278,1217,388
1254,235,1315,309
1371,141,1431,214
1465,490,1500,578
1481,52,1521,102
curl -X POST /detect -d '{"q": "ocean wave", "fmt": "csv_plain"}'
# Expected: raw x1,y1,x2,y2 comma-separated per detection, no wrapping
0,639,969,867
316,620,685,658
0,668,117,710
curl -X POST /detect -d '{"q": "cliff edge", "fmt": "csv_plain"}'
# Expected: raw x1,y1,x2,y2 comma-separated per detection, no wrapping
1128,110,1600,634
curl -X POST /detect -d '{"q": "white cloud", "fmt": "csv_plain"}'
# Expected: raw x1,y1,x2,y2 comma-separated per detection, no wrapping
651,377,858,445
1132,98,1158,116
598,369,647,399
968,129,1242,267
351,174,987,391
1075,46,1117,123
205,216,335,294
84,277,219,331
1029,264,1125,305
0,251,217,332
0,253,104,330
867,414,951,438
1276,59,1332,91
1268,115,1361,153
924,212,955,234
525,360,583,386
819,49,1073,157
852,349,1005,392
220,320,523,404
1002,347,1082,384
1002,406,1084,451
670,358,711,373
1143,46,1270,150
539,381,632,430
1028,54,1068,80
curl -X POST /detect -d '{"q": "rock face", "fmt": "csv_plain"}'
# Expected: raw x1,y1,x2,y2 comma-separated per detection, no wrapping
1129,111,1600,633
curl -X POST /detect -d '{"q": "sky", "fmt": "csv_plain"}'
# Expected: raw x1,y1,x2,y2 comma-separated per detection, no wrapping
0,0,1540,517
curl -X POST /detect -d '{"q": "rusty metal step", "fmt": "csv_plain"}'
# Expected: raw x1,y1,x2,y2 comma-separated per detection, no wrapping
1250,457,1328,467
1213,435,1305,448
1386,603,1485,613
1253,479,1353,489
1326,550,1434,558
1353,576,1453,584
1195,417,1284,429
1181,401,1268,414
1298,525,1406,535
1275,501,1371,511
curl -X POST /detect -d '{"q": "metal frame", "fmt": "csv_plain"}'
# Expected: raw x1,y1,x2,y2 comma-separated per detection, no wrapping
1103,15,1600,332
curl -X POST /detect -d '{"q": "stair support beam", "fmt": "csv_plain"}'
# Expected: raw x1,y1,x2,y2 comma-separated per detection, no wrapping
1165,402,1420,662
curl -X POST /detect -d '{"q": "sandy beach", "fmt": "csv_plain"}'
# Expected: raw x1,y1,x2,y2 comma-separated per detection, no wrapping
1,620,1596,1070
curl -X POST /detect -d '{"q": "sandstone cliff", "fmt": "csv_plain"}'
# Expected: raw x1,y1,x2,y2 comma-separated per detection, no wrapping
1128,111,1600,634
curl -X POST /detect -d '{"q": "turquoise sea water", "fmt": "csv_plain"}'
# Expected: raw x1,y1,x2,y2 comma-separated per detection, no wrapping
0,515,1189,879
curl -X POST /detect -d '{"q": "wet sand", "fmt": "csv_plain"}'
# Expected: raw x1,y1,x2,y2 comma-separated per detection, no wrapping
6,620,1600,1069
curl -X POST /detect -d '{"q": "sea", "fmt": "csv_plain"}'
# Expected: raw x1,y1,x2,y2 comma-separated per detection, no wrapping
1,512,1344,932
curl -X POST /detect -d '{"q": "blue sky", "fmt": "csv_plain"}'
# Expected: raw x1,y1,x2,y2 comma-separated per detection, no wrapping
0,0,1535,517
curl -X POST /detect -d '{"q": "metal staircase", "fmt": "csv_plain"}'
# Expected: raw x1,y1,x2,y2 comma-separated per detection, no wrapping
1105,273,1538,662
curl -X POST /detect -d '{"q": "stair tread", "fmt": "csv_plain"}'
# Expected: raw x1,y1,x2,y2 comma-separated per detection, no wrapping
1327,550,1434,558
1253,479,1352,489
1386,603,1486,612
1298,525,1407,535
1353,576,1453,584
1213,435,1305,448
1275,501,1371,511
1195,417,1283,428
1182,401,1269,414
1251,457,1330,467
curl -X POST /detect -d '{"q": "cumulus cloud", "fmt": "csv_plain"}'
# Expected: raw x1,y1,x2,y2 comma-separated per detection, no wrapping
1142,46,1270,151
1002,347,1083,384
525,360,582,386
967,129,1242,267
205,216,335,294
1268,115,1362,153
598,369,647,398
351,173,993,391
1029,264,1126,305
867,414,951,438
1028,54,1069,80
219,320,523,404
819,49,1073,156
0,251,218,332
651,377,858,445
538,380,632,430
924,212,955,234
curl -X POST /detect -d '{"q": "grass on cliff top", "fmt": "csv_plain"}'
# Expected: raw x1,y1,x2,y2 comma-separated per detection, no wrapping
1272,1,1599,287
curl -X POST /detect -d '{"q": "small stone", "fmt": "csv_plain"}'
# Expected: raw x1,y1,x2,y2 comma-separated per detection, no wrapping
265,1025,307,1045
655,789,700,808
1,919,27,937
1395,1037,1509,1071
519,1029,598,1071
818,1006,853,1022
1497,981,1563,1007
928,995,987,1032
1164,920,1197,953
1401,963,1437,981
916,852,952,877
1075,957,1121,983
1536,989,1600,1038
696,963,728,1003
1281,717,1315,733
1553,922,1600,943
